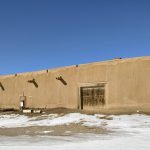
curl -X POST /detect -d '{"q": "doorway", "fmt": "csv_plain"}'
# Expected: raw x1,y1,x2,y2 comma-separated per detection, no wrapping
80,85,105,109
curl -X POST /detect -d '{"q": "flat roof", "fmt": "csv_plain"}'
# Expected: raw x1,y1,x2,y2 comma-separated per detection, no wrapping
0,56,150,78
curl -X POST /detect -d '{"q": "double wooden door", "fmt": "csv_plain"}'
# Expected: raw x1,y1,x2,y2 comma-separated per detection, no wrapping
80,86,105,109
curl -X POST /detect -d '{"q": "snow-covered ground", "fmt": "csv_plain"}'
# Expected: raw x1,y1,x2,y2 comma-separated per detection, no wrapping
0,113,150,150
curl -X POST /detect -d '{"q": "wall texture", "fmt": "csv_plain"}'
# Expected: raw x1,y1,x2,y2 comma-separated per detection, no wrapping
0,56,150,113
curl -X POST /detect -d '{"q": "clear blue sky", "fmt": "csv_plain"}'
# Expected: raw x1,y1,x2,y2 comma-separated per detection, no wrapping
0,0,150,75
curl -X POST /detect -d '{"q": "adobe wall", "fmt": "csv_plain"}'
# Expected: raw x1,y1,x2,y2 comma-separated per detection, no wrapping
0,66,78,109
107,57,150,111
0,56,150,112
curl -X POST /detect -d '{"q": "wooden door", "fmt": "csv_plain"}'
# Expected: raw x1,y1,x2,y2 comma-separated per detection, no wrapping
81,86,105,109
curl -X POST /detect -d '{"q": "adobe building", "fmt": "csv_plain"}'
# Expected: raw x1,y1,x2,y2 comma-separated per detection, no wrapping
0,56,150,113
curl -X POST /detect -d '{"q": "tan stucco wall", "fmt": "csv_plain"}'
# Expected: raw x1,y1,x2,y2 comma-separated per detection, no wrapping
0,56,150,112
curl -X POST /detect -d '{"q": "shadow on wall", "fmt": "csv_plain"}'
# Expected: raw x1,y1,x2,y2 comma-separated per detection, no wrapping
0,75,68,93
56,76,67,85
27,78,38,88
0,82,5,91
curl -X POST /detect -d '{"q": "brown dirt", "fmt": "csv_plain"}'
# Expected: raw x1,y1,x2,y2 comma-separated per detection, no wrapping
0,124,109,136
1,107,150,115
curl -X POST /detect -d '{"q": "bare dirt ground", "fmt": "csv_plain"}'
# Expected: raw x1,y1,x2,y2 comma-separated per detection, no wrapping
1,107,150,115
0,124,108,136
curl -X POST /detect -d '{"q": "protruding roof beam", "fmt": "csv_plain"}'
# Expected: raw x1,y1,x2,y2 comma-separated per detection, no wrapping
27,78,38,88
56,76,67,85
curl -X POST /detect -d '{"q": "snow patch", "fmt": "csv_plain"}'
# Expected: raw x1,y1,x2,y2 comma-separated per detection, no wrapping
0,113,150,134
